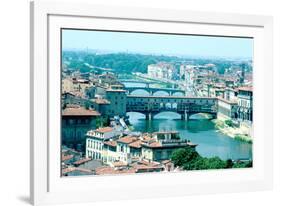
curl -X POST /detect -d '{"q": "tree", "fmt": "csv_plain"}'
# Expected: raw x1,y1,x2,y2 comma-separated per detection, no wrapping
225,159,234,168
171,147,200,167
171,147,227,171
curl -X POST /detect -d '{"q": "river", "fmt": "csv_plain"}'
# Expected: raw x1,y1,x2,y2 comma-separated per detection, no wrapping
123,81,252,160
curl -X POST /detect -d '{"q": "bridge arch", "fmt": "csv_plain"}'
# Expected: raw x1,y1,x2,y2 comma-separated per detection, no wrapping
153,90,170,96
153,111,182,119
189,112,216,120
129,89,150,96
126,111,146,119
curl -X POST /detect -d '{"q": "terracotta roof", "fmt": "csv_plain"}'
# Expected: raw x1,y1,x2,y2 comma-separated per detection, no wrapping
61,154,74,161
62,167,92,175
141,135,153,142
136,160,159,166
128,140,142,148
238,86,253,92
162,160,172,164
73,158,91,165
62,107,100,116
117,136,138,144
95,166,136,175
142,140,197,148
96,127,114,133
132,163,164,172
104,140,117,147
112,161,128,167
145,141,161,147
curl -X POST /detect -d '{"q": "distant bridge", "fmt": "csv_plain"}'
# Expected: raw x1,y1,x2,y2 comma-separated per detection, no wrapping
118,79,158,84
125,86,186,96
126,95,218,120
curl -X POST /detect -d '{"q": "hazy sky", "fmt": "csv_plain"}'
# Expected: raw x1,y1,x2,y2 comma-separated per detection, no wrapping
62,29,253,59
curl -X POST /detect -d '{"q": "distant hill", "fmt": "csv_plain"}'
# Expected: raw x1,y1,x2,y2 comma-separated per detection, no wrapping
62,50,252,75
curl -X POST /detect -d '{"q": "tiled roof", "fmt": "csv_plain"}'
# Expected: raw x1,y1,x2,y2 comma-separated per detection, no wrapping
145,141,162,148
117,136,138,144
73,158,91,165
128,140,142,148
104,140,117,147
161,160,172,164
112,161,128,167
61,154,74,161
95,166,136,175
62,107,100,116
96,127,114,133
238,86,253,92
62,167,92,175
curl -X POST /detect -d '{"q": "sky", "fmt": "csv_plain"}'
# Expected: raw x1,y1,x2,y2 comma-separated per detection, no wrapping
62,29,253,59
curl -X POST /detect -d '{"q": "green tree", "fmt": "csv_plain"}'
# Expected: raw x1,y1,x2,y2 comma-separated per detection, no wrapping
225,159,234,168
171,147,228,171
171,147,200,167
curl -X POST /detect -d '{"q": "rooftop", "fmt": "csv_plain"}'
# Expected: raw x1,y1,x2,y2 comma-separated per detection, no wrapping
95,166,136,175
104,140,117,147
238,86,253,92
95,127,114,133
73,158,91,166
62,107,100,116
117,136,138,144
142,139,197,148
128,140,142,148
61,154,74,162
62,167,93,175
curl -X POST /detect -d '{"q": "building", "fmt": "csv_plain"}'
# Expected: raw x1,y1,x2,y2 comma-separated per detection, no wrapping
116,136,141,164
141,131,197,162
85,127,121,160
147,62,176,80
91,98,111,116
209,83,225,98
62,105,101,151
102,140,118,164
62,92,96,109
61,146,82,167
237,86,253,122
98,72,119,86
105,89,127,117
217,98,238,120
62,77,92,95
62,78,74,93
224,87,238,102
179,65,196,83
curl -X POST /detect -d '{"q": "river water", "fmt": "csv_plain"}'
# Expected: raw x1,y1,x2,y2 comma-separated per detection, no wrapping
123,82,252,160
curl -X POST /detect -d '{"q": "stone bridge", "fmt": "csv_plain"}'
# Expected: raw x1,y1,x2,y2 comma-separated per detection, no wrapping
126,95,218,120
125,87,186,96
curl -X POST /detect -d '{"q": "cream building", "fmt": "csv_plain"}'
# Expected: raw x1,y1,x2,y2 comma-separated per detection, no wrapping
85,127,121,160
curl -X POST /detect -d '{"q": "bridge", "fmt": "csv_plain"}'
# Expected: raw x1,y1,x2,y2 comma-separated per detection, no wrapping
118,79,159,84
125,86,186,96
126,95,218,120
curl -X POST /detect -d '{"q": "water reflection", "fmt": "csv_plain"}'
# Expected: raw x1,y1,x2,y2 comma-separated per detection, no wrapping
127,112,252,160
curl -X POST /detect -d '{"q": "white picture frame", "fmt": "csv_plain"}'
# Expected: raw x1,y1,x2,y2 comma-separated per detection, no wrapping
30,0,273,205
